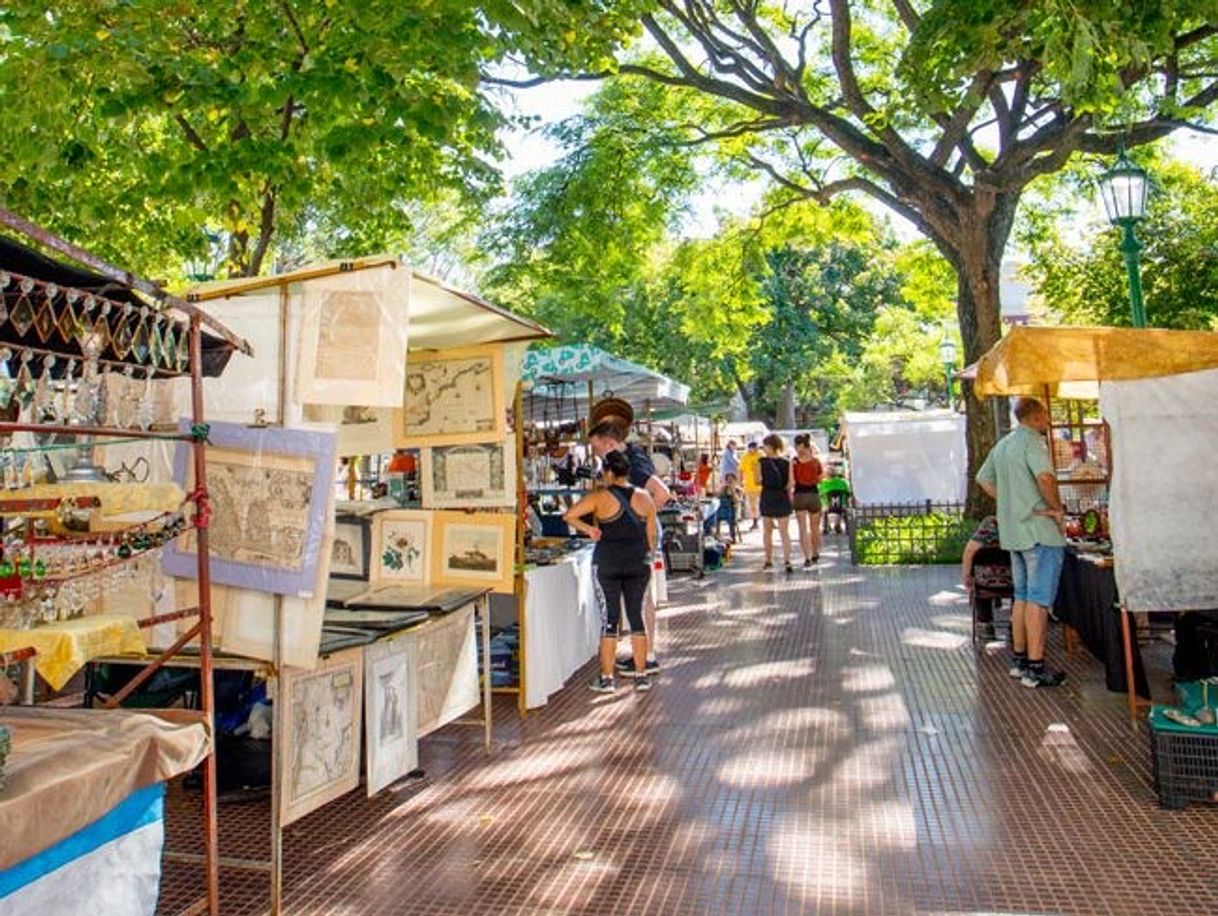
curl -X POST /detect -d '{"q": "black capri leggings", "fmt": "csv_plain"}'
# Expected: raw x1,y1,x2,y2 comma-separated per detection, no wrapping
594,564,651,637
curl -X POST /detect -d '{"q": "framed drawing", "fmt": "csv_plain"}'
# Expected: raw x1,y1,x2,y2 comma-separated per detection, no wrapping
394,344,505,447
332,515,371,581
431,511,516,594
364,637,418,796
295,265,410,407
279,646,363,826
420,440,516,509
163,421,337,596
370,510,432,585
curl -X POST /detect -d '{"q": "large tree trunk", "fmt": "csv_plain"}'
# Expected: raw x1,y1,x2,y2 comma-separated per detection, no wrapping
777,381,796,429
952,191,1019,518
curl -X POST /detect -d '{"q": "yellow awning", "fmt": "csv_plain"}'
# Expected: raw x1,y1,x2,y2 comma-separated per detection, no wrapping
974,326,1218,397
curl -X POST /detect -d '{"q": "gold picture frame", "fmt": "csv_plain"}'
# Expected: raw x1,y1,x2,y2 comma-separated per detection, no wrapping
431,511,516,595
394,344,505,447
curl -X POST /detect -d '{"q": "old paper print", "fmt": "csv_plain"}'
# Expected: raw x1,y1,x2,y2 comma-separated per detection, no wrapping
371,510,431,585
364,638,418,795
281,647,363,826
410,605,479,737
421,441,516,508
314,291,380,381
397,345,505,446
432,511,515,594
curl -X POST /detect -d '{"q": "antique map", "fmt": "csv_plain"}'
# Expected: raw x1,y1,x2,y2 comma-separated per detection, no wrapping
402,353,498,439
314,290,380,381
187,447,316,572
422,441,515,508
281,648,363,825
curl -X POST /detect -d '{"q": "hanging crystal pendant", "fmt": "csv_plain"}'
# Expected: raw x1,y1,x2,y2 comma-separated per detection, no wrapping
130,310,151,364
149,317,166,368
175,325,190,372
0,347,12,410
10,283,37,337
33,292,57,343
15,350,34,406
55,296,79,344
112,305,136,359
161,322,177,372
33,355,56,421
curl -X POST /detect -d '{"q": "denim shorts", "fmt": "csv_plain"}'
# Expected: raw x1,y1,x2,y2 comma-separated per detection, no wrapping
1010,545,1065,607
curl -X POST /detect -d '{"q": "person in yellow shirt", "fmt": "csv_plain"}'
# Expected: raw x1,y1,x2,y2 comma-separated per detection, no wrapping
738,441,763,531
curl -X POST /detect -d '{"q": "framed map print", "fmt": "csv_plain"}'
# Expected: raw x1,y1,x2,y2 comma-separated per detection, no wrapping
370,510,432,585
431,511,516,594
364,637,418,795
395,344,505,446
164,421,337,596
420,441,516,509
295,264,410,407
280,647,364,826
332,515,371,580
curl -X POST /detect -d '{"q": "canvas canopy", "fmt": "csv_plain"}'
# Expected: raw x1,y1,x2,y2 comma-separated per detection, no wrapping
974,325,1218,398
842,410,967,504
522,344,690,413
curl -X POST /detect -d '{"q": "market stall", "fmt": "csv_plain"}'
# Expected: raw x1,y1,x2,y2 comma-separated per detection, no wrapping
974,326,1218,725
841,410,967,505
0,210,249,915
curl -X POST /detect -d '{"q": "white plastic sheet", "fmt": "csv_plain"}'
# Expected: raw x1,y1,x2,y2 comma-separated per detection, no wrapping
1101,368,1218,611
844,410,967,504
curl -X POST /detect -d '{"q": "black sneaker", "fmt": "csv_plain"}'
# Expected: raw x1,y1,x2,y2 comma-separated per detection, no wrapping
588,675,616,693
1008,659,1028,678
634,678,652,693
616,659,660,679
784,563,793,574
763,561,774,570
978,623,997,641
644,658,660,676
1021,669,1065,689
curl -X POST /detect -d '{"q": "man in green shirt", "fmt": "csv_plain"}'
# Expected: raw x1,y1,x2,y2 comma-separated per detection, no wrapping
976,397,1067,688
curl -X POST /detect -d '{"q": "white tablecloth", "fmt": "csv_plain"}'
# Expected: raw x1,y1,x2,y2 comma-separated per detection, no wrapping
524,546,601,709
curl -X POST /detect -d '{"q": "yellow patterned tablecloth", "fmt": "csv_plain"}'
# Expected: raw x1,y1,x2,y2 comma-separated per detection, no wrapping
0,615,147,690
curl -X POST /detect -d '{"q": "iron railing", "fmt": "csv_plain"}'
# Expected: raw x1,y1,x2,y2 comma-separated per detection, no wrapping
848,500,974,566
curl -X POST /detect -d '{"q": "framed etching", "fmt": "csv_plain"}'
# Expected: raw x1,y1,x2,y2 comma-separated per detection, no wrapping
432,511,516,594
295,265,410,407
420,440,516,509
331,515,371,580
163,421,338,596
394,344,505,447
364,637,418,796
280,646,364,826
370,510,432,585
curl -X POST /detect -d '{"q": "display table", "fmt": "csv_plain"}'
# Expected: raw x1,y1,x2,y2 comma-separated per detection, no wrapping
0,616,148,691
0,707,209,915
1054,549,1148,697
523,545,600,709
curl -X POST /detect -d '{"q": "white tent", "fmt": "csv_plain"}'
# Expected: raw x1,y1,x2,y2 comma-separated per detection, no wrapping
721,420,770,446
522,344,690,418
842,410,967,504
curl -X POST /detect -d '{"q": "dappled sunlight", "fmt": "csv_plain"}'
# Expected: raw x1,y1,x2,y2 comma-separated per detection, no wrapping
929,613,972,632
901,626,969,651
724,658,816,687
718,747,826,788
1038,723,1094,776
692,694,753,719
928,588,968,607
768,822,866,904
853,798,918,850
857,691,912,732
842,663,897,693
826,735,905,793
720,706,849,746
462,738,600,791
527,854,617,910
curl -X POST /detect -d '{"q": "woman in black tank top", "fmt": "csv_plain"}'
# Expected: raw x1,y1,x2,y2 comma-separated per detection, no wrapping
564,450,659,693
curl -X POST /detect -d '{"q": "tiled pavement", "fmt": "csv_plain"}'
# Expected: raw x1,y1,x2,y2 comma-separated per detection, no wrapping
159,533,1217,915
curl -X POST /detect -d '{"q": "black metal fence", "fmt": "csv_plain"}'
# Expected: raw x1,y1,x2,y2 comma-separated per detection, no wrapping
847,500,974,566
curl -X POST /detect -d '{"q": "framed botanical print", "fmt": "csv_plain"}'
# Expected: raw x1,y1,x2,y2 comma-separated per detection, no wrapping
331,515,371,580
364,637,418,796
279,646,364,826
370,509,432,585
394,344,505,447
163,420,337,596
420,440,516,509
431,511,516,594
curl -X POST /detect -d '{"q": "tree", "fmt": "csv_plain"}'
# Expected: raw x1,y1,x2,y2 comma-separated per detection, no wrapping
1022,158,1218,329
0,1,645,278
585,2,1218,511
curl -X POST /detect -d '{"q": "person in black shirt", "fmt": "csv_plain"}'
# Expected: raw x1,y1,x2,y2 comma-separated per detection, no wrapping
759,433,794,573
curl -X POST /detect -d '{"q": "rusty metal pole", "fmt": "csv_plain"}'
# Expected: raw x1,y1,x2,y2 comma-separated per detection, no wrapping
189,314,221,915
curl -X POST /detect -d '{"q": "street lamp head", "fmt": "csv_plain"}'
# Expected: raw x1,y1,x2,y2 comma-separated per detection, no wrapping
1098,150,1149,225
938,336,957,367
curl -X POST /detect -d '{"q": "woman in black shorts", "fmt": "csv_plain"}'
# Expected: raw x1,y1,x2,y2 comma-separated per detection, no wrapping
759,433,794,572
564,450,659,693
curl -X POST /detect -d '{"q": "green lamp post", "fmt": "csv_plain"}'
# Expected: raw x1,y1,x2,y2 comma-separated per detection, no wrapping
938,334,957,407
1097,151,1150,328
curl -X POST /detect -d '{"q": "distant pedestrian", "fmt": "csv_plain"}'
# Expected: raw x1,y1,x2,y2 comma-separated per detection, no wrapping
720,440,740,483
739,441,762,531
696,453,712,495
759,433,794,572
791,434,824,565
976,397,1067,688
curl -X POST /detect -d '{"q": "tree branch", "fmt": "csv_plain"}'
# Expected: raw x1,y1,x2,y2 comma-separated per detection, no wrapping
892,0,919,32
277,0,309,58
173,112,210,154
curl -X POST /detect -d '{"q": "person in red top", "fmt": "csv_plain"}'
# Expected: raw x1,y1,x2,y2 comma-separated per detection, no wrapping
695,453,712,494
791,434,824,565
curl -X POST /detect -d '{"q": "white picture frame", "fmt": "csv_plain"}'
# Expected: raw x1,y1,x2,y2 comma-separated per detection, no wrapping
364,638,418,796
421,440,516,509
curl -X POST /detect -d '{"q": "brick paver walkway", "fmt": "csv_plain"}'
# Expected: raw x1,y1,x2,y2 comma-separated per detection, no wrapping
160,533,1218,915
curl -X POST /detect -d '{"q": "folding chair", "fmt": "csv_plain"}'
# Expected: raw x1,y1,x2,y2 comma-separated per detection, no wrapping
969,546,1014,642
